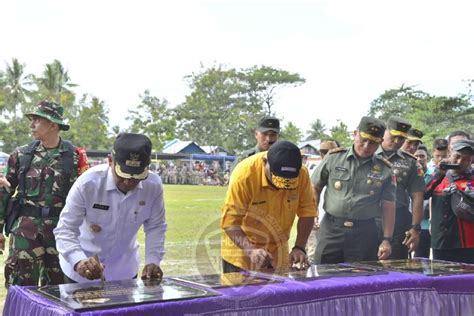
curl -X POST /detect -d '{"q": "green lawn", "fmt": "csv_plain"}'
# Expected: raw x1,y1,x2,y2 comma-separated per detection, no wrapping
0,184,298,313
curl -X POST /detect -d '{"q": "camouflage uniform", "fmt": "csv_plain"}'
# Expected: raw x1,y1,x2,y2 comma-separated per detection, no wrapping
0,140,89,287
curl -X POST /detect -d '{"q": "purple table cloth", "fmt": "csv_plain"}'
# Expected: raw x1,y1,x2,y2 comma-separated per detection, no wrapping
4,272,474,316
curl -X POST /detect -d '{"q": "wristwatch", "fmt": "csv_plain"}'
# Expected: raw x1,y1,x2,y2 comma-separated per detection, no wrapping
411,224,422,232
382,236,392,243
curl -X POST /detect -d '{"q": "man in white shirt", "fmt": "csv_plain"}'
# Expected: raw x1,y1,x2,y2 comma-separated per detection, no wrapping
54,133,167,283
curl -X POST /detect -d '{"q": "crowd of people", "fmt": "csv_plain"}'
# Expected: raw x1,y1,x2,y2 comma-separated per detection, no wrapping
153,161,230,186
0,99,472,290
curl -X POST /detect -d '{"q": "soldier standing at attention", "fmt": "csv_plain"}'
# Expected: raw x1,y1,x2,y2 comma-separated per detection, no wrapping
312,117,396,263
0,100,89,287
375,116,425,259
232,116,280,168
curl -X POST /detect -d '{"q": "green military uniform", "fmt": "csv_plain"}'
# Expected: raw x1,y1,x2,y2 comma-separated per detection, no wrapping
375,117,425,259
232,116,280,170
311,117,396,264
0,101,89,287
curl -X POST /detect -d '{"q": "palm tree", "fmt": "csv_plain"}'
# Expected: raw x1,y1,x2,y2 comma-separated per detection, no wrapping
2,58,33,119
35,59,78,105
306,118,328,140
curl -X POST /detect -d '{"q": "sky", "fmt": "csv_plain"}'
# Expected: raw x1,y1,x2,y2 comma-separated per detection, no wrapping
2,0,474,135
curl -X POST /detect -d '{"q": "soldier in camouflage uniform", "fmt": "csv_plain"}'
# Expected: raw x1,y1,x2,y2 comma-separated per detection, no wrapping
232,116,280,170
0,100,89,287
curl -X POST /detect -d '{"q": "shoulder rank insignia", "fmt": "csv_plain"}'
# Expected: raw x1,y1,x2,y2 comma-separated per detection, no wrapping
378,156,393,168
328,147,347,154
401,150,417,160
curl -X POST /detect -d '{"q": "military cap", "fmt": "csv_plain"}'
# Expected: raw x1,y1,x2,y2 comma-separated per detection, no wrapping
386,116,411,138
406,128,424,143
452,139,474,155
267,140,302,190
257,116,280,133
357,116,386,143
26,100,70,131
432,138,448,150
112,133,152,180
320,140,338,151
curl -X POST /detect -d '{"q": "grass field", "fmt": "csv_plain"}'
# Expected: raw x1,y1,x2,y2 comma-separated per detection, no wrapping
0,184,298,313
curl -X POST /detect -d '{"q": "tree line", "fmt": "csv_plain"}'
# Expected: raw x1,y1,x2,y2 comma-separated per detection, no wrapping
1,58,473,154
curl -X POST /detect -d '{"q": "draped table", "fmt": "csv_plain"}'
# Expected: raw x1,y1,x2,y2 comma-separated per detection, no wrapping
4,271,474,316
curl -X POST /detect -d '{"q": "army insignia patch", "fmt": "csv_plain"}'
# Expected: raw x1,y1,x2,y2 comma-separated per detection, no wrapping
125,153,141,167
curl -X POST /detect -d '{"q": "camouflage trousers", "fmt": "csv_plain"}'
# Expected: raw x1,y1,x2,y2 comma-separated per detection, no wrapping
4,216,64,288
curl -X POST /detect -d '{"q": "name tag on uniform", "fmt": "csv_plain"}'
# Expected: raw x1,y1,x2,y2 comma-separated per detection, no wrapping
93,203,110,210
335,166,348,172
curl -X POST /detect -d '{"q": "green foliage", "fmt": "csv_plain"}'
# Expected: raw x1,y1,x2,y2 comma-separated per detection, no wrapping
176,64,305,154
175,65,263,154
281,121,303,143
368,84,474,148
306,118,329,140
242,65,305,115
33,59,77,105
329,120,352,148
126,90,177,150
63,95,113,150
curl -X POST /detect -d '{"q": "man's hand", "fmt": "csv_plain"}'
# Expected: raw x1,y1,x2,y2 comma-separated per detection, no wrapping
75,257,105,280
402,229,420,252
377,240,392,260
0,175,11,188
246,248,273,270
0,233,5,254
289,247,309,270
141,263,163,280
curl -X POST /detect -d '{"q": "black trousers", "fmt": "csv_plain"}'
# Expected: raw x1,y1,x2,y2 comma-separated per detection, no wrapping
433,248,474,264
315,214,378,264
376,206,411,260
389,206,412,259
414,230,431,258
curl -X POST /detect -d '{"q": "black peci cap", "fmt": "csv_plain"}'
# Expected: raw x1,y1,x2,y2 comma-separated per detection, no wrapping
267,141,302,190
112,133,152,180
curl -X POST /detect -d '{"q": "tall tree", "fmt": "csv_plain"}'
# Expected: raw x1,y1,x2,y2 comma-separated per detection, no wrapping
243,65,305,115
369,85,474,147
281,121,303,144
306,118,329,140
127,90,177,151
329,120,352,148
0,59,34,151
34,59,77,107
64,95,112,150
175,65,262,153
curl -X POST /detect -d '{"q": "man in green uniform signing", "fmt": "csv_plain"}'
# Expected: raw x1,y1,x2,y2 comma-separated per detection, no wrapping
312,117,396,263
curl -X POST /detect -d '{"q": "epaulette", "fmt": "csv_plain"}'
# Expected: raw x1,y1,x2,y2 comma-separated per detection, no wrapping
401,150,417,160
328,147,347,154
377,156,393,168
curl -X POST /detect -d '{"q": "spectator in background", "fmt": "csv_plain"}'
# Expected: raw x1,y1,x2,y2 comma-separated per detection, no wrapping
413,144,431,258
306,140,338,264
232,116,280,168
427,138,449,176
448,131,471,154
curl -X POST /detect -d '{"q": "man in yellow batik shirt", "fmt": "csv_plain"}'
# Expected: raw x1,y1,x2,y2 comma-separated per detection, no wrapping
221,141,316,272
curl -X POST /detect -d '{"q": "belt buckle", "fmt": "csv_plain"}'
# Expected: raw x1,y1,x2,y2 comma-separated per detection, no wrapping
41,207,50,218
343,221,354,227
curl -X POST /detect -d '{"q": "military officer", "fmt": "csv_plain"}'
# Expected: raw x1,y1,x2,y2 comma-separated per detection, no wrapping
232,116,280,168
0,100,89,287
376,116,425,259
312,117,396,263
401,128,424,155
